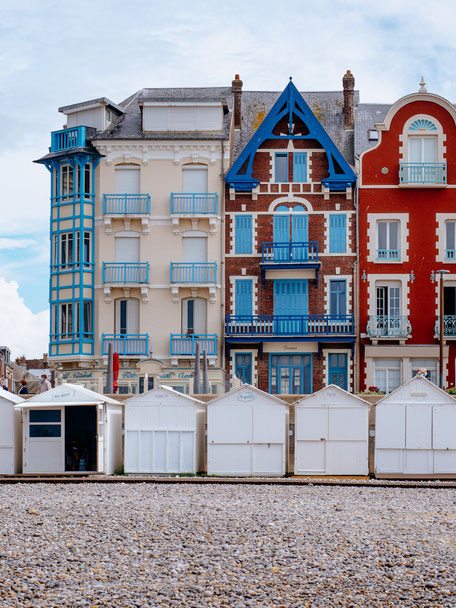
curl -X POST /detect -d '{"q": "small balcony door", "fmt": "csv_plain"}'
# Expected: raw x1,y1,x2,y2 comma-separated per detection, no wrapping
409,136,437,163
182,165,208,193
182,298,207,334
274,279,308,334
115,233,140,263
444,286,456,315
376,285,400,317
115,165,140,194
273,205,308,261
115,298,139,335
182,234,207,263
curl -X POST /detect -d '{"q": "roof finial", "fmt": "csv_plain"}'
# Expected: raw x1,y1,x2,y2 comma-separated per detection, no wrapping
419,76,427,93
289,76,292,81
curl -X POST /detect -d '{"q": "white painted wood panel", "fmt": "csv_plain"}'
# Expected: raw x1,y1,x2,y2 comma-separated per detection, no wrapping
375,405,405,449
405,406,432,450
433,406,456,449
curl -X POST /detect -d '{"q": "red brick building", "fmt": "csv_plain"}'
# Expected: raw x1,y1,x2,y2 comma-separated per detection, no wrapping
358,80,456,392
224,75,357,394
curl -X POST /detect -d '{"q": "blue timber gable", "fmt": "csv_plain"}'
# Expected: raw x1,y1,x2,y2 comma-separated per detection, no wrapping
225,79,356,192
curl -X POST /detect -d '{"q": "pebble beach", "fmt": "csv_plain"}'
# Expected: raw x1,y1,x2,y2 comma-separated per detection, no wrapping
0,483,455,607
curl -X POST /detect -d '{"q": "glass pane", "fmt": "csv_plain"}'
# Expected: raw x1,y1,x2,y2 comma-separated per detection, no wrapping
378,222,387,249
389,222,399,250
30,424,61,438
291,368,301,394
388,369,401,392
409,138,421,162
446,222,455,251
375,359,401,368
423,137,437,162
389,287,400,316
375,369,387,393
270,367,277,394
280,367,290,394
275,154,288,182
30,409,61,423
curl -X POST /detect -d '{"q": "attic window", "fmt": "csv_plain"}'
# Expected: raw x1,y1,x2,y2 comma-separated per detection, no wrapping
368,129,379,141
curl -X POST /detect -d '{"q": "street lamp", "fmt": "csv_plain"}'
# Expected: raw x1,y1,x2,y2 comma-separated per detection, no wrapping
437,269,450,388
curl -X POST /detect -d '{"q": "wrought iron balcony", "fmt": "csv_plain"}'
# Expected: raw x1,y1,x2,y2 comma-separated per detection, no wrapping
103,194,150,215
261,241,318,263
102,262,149,283
170,262,217,284
51,126,86,152
445,249,456,260
399,162,446,185
377,249,400,260
102,334,149,356
367,315,411,339
170,334,217,356
170,193,218,214
435,316,456,337
226,314,354,337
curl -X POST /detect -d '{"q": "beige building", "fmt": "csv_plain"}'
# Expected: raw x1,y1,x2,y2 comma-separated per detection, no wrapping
37,88,234,394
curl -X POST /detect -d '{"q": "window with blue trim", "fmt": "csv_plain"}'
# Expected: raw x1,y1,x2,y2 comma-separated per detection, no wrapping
328,353,348,390
329,280,346,316
235,280,253,316
275,153,288,182
235,353,252,384
329,214,347,253
235,215,252,254
270,354,311,394
293,152,307,182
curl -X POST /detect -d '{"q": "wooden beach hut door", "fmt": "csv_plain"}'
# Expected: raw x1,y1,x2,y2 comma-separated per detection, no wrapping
24,408,65,473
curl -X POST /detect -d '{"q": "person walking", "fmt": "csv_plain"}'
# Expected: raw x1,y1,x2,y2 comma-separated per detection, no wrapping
39,374,52,393
18,379,28,395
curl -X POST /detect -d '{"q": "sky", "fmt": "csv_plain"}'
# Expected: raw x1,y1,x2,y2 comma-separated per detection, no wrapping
1,0,456,358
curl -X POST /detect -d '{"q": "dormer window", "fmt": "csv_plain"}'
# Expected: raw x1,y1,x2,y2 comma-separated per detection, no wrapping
140,101,223,131
400,115,446,186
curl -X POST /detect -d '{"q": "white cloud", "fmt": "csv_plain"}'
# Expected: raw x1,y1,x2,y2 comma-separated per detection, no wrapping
0,238,36,250
0,277,48,359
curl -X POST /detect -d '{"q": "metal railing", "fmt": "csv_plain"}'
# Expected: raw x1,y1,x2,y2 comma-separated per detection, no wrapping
445,249,456,260
435,316,456,337
102,263,149,283
261,241,318,263
399,162,446,184
226,314,354,336
170,334,217,356
170,262,217,283
102,334,149,356
170,193,218,214
51,126,86,152
103,194,150,214
367,315,412,338
377,249,400,260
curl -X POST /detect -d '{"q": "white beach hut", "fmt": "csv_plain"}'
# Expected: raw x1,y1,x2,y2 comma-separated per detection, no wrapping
124,386,205,474
207,385,288,476
0,388,24,475
294,385,370,475
375,376,456,478
15,383,122,475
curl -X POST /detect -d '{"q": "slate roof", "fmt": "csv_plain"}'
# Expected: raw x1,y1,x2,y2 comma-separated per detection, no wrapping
354,103,391,158
59,97,125,115
92,87,234,142
233,89,360,166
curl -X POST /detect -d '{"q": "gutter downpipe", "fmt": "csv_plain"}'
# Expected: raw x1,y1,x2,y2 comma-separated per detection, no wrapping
353,163,361,394
220,136,227,392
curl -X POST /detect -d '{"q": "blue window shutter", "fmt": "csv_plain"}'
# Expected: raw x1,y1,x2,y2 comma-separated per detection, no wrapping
328,353,348,390
235,353,252,384
293,153,307,182
235,280,253,316
329,214,347,253
235,215,252,254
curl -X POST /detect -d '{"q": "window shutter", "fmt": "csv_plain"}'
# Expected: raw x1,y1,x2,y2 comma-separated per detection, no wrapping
293,153,307,182
235,215,253,254
235,280,253,316
329,214,347,253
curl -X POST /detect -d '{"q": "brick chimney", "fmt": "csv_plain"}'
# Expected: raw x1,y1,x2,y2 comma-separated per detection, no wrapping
232,74,243,129
343,70,355,129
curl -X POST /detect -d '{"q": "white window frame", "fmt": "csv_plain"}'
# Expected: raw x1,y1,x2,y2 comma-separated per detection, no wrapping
374,359,402,394
400,114,446,164
436,214,456,263
367,213,409,263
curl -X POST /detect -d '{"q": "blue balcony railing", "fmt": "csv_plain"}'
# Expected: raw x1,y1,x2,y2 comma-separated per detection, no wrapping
226,314,354,337
102,263,149,283
435,316,456,337
377,249,400,260
51,126,86,152
170,334,217,356
399,162,446,185
102,334,149,356
367,316,411,338
262,241,318,263
170,262,217,283
445,249,456,260
170,193,218,214
103,194,150,215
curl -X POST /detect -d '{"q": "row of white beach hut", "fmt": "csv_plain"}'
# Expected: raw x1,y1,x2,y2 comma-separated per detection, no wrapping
1,376,456,478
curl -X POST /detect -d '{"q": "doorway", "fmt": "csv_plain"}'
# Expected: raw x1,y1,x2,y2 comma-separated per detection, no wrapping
65,406,97,472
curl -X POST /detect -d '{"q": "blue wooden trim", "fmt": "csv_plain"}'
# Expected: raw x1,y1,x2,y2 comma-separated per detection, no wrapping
399,162,446,184
328,353,348,390
51,127,86,152
269,352,313,394
235,215,253,253
225,336,355,343
226,314,354,337
103,194,150,215
170,193,218,214
235,353,253,384
170,262,217,283
225,80,356,191
102,334,149,356
329,214,347,253
170,334,217,356
103,262,149,283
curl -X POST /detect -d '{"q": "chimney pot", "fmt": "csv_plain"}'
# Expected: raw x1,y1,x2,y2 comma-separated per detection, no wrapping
342,70,355,129
232,74,243,129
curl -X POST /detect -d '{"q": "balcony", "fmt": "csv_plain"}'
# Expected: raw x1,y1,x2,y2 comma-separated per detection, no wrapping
103,194,150,215
170,334,217,356
51,126,86,152
102,262,149,284
435,316,456,337
399,162,446,186
225,314,354,340
102,334,149,356
367,316,412,339
170,193,217,215
260,242,320,287
377,249,400,261
170,262,217,284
